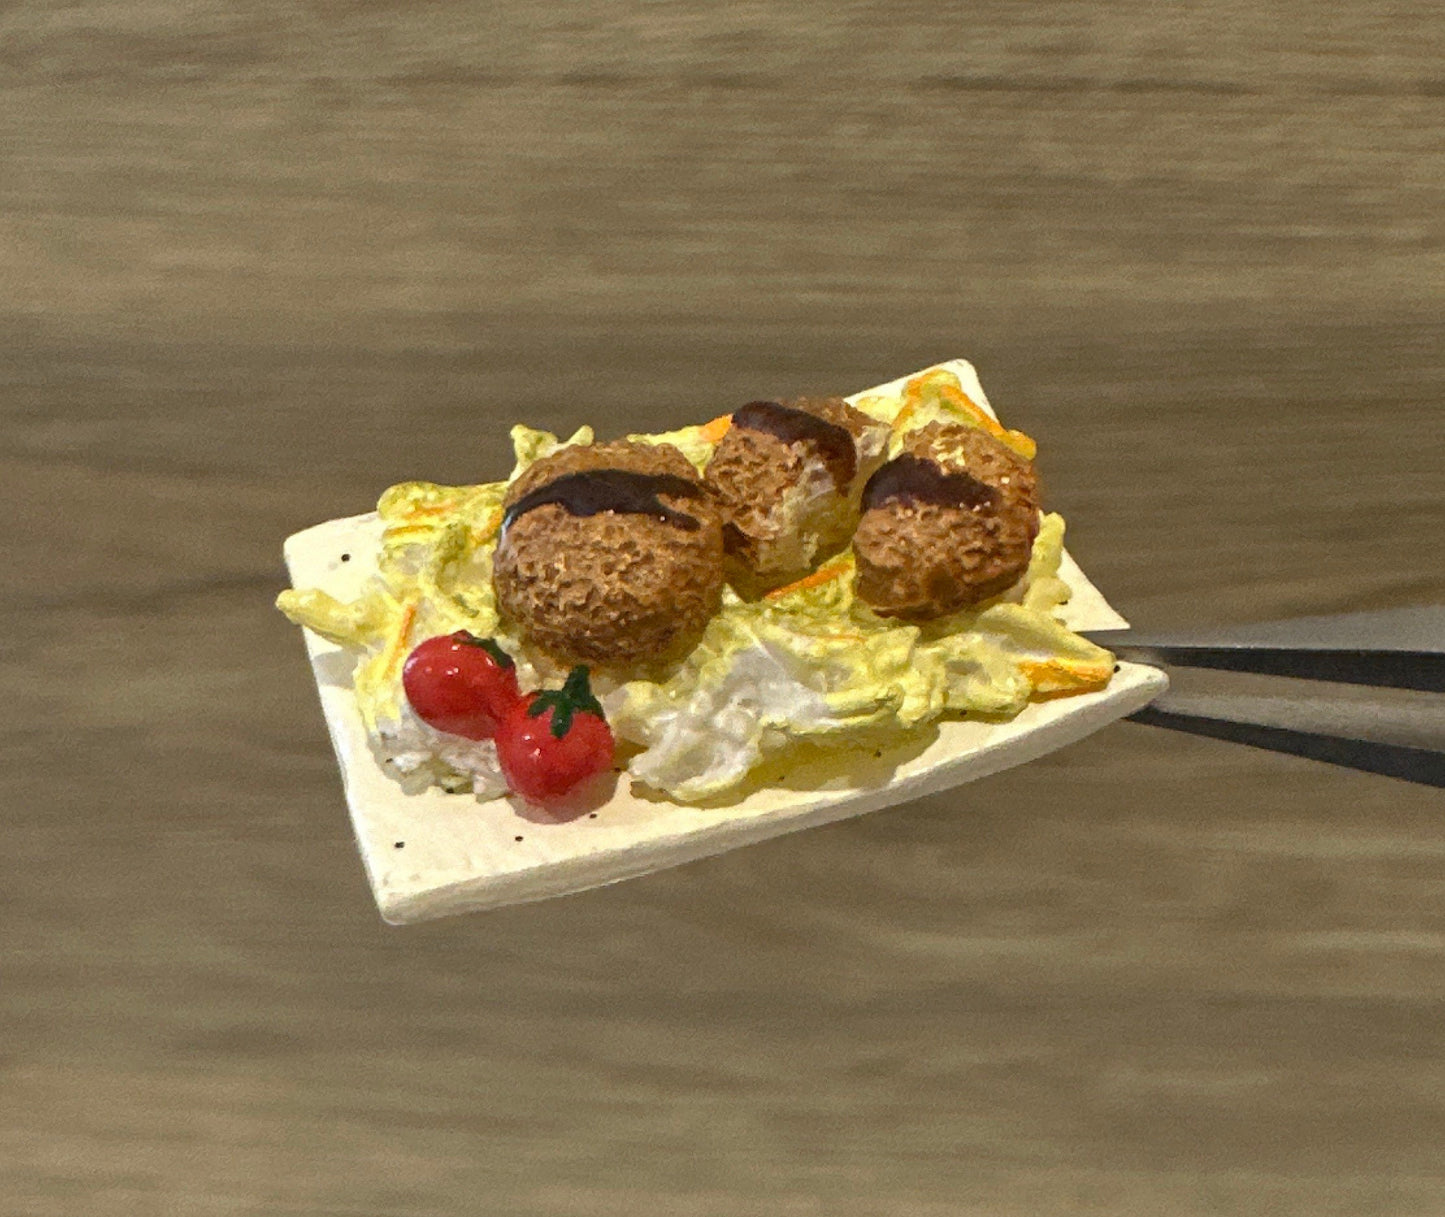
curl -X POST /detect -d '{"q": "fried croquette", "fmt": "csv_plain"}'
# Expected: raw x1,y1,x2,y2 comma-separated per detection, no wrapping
852,422,1041,620
704,396,889,584
493,440,725,664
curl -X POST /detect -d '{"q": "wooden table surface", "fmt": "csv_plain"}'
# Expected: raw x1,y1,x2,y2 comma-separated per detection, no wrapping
5,2,1444,1213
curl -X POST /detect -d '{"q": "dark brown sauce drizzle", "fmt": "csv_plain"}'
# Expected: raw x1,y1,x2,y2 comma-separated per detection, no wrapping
732,400,857,488
502,469,707,532
861,454,997,513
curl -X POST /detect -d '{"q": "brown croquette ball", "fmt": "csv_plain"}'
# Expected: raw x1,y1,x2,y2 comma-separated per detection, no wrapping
704,396,889,583
492,440,726,665
852,422,1041,620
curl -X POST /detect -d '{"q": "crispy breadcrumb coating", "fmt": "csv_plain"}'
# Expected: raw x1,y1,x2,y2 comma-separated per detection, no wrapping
493,441,725,665
705,396,888,584
853,423,1041,620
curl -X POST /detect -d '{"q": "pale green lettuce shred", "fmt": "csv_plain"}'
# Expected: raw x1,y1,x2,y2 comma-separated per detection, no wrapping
976,600,1114,666
281,479,515,733
612,511,1093,801
351,637,406,735
275,587,388,649
626,422,719,473
846,389,907,426
1019,512,1072,614
406,520,502,636
509,423,594,478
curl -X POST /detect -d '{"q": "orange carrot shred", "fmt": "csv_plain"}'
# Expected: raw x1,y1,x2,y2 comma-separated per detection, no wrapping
1018,658,1113,699
382,601,419,678
470,507,503,547
699,414,733,444
765,558,852,600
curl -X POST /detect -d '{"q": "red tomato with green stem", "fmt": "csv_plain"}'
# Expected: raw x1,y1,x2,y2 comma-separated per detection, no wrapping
496,665,615,804
402,631,521,740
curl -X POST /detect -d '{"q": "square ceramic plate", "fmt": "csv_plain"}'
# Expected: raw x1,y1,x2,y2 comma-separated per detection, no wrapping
283,360,1168,923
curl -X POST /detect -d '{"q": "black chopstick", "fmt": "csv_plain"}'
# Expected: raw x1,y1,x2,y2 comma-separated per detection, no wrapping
1083,606,1445,787
1083,641,1445,693
1128,705,1445,788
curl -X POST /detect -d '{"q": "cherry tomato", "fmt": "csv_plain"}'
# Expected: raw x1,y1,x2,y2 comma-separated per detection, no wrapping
402,631,521,740
496,665,615,804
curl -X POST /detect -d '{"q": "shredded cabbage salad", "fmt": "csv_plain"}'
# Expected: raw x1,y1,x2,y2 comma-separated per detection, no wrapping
278,368,1115,802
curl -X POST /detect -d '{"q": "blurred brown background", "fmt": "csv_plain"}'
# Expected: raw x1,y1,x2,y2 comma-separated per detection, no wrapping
4,2,1444,1213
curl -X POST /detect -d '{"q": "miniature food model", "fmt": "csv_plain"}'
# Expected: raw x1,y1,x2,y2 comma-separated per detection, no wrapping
853,421,1042,620
276,366,1116,807
703,396,890,585
401,631,521,740
494,665,616,804
492,439,726,666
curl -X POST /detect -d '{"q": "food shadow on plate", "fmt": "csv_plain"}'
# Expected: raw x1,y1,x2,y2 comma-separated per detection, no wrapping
508,771,621,825
313,644,360,690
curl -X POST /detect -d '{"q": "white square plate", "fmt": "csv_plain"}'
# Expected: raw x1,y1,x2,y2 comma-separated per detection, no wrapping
283,361,1167,923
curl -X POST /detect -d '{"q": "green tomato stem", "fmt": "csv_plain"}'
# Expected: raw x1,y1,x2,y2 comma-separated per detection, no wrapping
527,665,606,739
